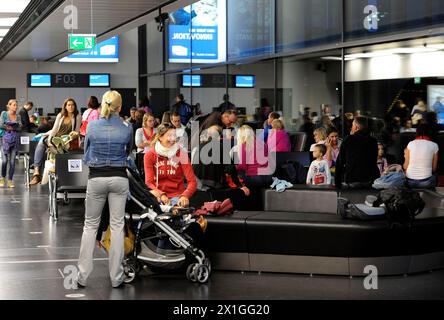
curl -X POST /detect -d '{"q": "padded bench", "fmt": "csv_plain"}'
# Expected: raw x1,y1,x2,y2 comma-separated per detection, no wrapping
204,204,444,276
263,185,337,213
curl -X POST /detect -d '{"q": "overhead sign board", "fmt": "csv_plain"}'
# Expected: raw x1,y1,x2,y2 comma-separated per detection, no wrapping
69,34,96,50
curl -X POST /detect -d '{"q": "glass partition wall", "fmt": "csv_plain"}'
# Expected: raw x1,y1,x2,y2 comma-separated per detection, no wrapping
142,0,444,159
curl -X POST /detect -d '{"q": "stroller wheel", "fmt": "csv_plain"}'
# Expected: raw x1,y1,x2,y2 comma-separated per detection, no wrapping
203,258,212,274
194,264,210,284
124,264,136,283
186,263,198,282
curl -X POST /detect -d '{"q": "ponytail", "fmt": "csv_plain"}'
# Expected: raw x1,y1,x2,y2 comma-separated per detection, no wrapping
101,91,122,119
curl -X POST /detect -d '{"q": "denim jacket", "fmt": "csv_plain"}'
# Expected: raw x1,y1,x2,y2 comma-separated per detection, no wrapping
84,115,133,167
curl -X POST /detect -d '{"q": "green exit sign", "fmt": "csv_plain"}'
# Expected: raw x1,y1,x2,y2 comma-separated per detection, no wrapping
68,34,96,50
414,77,422,84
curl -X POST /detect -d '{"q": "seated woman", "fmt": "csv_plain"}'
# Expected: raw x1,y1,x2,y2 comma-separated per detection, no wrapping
325,127,341,169
192,125,250,208
30,98,81,185
309,127,327,152
135,113,156,153
144,123,197,207
404,123,439,189
267,119,291,153
234,125,272,188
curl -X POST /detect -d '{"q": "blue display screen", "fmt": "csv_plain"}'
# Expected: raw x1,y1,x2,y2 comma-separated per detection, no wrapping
89,74,110,87
235,75,255,88
30,74,51,87
182,75,202,87
59,36,119,63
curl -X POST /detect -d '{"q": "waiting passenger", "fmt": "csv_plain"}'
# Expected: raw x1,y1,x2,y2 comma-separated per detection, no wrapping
218,94,236,113
77,90,133,289
377,143,389,176
171,94,193,126
404,123,439,189
80,96,100,137
144,123,197,207
306,144,331,185
234,125,271,188
28,115,38,133
263,112,280,142
267,119,291,153
0,99,22,188
18,101,33,133
37,116,52,134
309,127,327,152
29,98,82,186
335,117,380,189
192,125,250,208
325,127,341,169
135,113,156,153
170,111,186,147
400,119,416,133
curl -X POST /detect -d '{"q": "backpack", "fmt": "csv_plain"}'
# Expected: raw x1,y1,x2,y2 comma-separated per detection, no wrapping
337,187,425,228
277,160,308,184
80,109,93,137
373,187,425,228
179,103,193,125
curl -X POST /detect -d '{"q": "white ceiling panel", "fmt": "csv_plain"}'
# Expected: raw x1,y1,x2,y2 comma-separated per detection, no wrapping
4,0,167,61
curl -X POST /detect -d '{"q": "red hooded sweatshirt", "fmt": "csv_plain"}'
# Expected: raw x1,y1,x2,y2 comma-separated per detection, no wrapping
144,146,197,199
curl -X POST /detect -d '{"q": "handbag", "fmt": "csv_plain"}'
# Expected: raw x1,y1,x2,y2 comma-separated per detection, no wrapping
79,109,92,137
101,223,135,256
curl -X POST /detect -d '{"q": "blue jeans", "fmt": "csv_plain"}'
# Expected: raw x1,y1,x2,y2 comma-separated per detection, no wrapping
158,197,180,250
33,136,48,168
407,176,437,189
1,146,17,180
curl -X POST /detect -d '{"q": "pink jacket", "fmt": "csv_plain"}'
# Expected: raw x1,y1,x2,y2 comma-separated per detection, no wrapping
236,141,269,176
267,129,291,153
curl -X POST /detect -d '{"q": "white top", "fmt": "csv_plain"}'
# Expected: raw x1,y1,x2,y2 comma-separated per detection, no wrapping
306,159,331,185
406,139,439,180
135,127,156,153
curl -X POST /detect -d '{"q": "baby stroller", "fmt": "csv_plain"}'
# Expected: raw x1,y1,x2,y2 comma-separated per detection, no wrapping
122,168,211,284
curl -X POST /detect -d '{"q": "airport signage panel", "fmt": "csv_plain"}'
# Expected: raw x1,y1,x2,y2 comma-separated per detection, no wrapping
27,73,110,88
69,34,96,50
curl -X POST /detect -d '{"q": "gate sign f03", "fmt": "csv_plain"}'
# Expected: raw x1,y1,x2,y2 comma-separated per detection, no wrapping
69,34,96,50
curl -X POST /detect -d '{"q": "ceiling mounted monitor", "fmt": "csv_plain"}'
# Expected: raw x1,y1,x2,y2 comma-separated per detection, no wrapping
235,75,255,88
182,74,202,87
89,74,110,87
28,74,51,87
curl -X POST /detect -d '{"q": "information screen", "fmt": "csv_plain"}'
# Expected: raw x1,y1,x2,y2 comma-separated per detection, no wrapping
235,75,255,88
29,74,51,87
89,74,110,87
182,75,202,87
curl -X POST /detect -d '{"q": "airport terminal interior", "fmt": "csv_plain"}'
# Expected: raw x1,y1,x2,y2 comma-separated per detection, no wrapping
1,0,444,301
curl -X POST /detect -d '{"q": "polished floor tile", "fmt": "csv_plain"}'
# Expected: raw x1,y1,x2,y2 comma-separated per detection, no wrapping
0,163,443,300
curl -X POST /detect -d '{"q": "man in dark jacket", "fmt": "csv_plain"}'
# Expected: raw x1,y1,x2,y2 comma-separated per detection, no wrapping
18,101,34,132
335,117,380,189
171,94,193,126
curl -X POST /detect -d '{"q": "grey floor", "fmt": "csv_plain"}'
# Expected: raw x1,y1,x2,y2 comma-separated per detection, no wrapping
1,161,444,300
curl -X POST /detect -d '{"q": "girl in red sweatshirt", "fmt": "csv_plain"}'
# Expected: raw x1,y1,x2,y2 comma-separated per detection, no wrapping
144,123,196,207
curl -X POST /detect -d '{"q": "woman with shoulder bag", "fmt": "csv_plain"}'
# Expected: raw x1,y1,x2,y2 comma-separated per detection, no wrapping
29,98,81,185
0,99,22,188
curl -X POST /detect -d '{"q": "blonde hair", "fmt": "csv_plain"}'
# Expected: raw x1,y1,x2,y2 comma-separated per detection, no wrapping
150,123,175,147
237,125,255,151
142,112,155,128
271,119,284,130
101,91,122,119
7,99,17,110
314,127,327,141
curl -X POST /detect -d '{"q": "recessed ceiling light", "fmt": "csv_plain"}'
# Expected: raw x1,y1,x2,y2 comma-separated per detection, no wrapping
0,1,31,13
0,17,19,27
